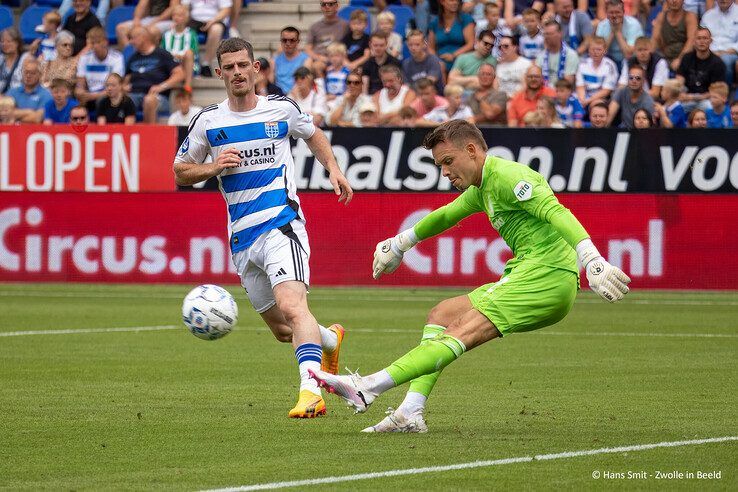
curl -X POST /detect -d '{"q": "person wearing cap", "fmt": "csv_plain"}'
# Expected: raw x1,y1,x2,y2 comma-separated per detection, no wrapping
358,100,379,127
255,57,284,97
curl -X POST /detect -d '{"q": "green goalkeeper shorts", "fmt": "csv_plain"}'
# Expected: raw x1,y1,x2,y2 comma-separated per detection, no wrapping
468,261,578,337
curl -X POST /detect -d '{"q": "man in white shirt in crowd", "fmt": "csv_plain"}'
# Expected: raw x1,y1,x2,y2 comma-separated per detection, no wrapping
700,0,738,86
495,35,532,97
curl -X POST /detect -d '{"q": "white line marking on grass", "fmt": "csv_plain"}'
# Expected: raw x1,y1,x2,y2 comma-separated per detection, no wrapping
202,436,738,492
0,325,180,337
539,331,738,339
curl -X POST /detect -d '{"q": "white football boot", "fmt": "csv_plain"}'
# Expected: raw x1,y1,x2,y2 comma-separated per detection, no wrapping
362,407,428,433
308,368,376,413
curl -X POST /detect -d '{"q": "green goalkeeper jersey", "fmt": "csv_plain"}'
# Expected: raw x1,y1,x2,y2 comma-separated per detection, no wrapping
414,156,589,274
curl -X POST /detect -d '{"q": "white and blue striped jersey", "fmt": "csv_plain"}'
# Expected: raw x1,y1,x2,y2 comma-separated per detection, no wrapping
174,95,316,254
575,57,619,100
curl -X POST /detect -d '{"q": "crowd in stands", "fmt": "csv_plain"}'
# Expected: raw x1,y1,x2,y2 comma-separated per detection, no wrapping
0,0,737,129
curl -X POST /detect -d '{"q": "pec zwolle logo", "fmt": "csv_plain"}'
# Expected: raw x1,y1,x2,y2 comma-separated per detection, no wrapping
264,121,280,138
178,136,190,156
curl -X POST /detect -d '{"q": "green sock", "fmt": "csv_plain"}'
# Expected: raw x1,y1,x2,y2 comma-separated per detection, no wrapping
385,331,465,387
407,324,446,397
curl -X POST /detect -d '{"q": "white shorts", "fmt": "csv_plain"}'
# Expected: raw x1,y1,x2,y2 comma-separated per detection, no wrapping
232,220,311,313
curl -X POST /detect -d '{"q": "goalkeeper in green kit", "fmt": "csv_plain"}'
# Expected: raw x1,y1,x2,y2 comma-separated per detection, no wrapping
309,120,631,433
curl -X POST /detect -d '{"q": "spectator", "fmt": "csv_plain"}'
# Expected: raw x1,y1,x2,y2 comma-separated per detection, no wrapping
595,0,643,66
0,95,16,124
41,31,79,88
117,0,175,47
43,78,77,125
229,0,242,38
469,62,508,125
428,0,476,71
700,0,738,87
677,27,726,113
289,66,328,127
549,0,593,55
161,4,199,91
30,11,62,63
0,28,31,95
341,8,371,70
475,2,511,57
69,104,90,127
327,69,370,126
503,0,547,30
402,30,445,94
306,0,349,75
273,27,312,95
554,78,584,127
62,0,102,56
705,81,733,128
522,108,547,126
411,77,448,117
76,27,125,113
374,64,416,125
632,107,653,128
325,42,350,103
519,8,545,60
587,101,610,127
651,0,698,73
7,59,52,123
362,33,401,95
658,78,687,128
358,100,379,127
536,95,566,127
495,35,532,97
182,0,231,78
617,37,669,100
687,108,707,127
507,64,556,126
731,100,738,128
167,88,201,126
576,35,618,108
536,20,579,87
607,64,654,128
97,73,136,124
448,30,498,90
376,11,404,60
124,26,183,123
255,57,284,97
417,83,475,125
398,106,419,126
58,0,115,25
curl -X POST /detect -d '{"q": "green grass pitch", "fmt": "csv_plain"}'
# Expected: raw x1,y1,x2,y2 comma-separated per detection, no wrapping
1,283,736,490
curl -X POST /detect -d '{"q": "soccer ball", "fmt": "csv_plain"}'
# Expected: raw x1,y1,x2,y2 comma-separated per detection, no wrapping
182,284,238,340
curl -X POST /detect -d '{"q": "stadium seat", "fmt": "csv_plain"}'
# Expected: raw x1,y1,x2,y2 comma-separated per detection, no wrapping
19,5,52,44
0,6,13,32
338,6,371,33
349,0,374,6
387,4,414,35
35,0,63,7
106,5,135,43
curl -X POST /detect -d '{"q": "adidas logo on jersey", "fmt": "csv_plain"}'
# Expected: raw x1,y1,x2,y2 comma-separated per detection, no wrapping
213,129,228,143
275,268,287,277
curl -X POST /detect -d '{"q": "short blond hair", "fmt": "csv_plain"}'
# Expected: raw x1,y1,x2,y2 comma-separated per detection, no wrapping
326,42,347,56
376,11,396,26
444,84,464,98
0,95,16,109
662,78,683,98
709,81,729,99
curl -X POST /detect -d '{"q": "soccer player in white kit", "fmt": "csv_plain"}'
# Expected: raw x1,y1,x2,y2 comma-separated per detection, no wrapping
173,38,353,418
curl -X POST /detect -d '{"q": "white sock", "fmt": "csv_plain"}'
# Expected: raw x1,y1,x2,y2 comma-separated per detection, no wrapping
319,324,338,351
397,391,427,415
363,369,396,395
298,360,321,396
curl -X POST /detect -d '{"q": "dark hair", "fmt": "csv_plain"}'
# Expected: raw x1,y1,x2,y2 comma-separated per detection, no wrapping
216,38,254,66
633,108,653,127
414,77,435,91
257,57,270,70
423,120,488,152
501,35,518,47
590,102,608,113
731,100,738,108
696,26,712,37
555,79,573,90
370,32,389,42
477,29,495,41
605,0,625,9
293,66,313,79
281,26,300,37
543,20,562,32
688,108,707,125
70,104,89,116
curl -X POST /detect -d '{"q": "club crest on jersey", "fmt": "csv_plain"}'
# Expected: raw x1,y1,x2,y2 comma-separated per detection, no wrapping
178,136,190,156
264,121,280,138
513,180,533,201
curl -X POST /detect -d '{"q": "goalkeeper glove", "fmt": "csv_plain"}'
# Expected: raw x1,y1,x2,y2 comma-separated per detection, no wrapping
576,239,631,303
372,229,419,279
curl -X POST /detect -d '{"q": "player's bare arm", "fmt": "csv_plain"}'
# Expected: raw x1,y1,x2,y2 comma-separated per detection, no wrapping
173,148,240,186
305,128,353,204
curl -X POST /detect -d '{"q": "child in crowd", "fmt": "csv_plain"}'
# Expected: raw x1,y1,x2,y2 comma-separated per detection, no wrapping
518,8,544,60
658,79,686,128
168,89,202,126
705,82,733,128
554,79,584,128
398,106,418,127
0,96,17,124
324,42,351,103
43,78,77,124
376,11,403,60
32,11,62,63
341,8,371,70
96,73,136,124
476,2,511,57
161,4,199,92
687,108,708,128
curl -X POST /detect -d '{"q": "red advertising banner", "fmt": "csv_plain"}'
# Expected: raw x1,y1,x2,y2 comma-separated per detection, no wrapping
0,192,736,289
0,125,177,192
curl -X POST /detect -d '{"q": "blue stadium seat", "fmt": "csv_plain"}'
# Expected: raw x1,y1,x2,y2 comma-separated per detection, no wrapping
0,6,13,32
19,5,52,44
338,6,371,33
35,0,63,7
387,4,414,35
349,0,374,6
107,5,135,43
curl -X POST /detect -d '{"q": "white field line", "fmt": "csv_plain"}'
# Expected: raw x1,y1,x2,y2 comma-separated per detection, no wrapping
0,290,736,306
202,436,738,492
0,325,180,337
